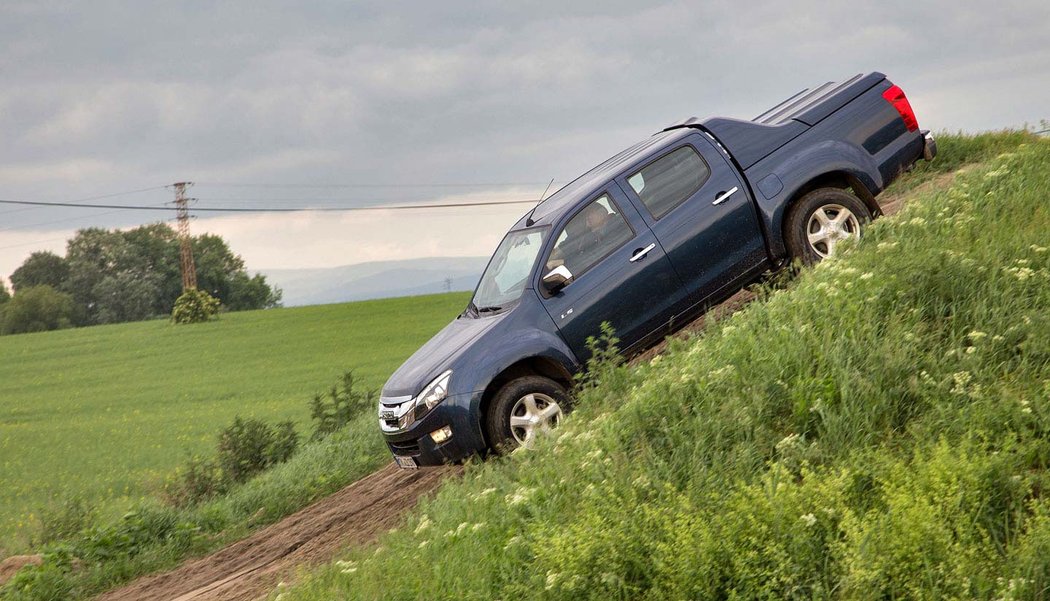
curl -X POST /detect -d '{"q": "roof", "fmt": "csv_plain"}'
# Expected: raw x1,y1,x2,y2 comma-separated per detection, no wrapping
522,128,688,226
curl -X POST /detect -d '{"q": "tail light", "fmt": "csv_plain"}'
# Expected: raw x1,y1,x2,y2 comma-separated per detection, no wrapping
882,84,919,132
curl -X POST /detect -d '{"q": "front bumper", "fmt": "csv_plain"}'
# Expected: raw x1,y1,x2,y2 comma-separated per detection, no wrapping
380,393,485,466
922,130,937,162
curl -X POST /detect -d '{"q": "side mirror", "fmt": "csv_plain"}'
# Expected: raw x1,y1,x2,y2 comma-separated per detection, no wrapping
542,265,574,293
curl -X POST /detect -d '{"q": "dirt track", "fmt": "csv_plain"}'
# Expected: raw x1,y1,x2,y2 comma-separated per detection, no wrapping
91,183,933,601
96,465,457,601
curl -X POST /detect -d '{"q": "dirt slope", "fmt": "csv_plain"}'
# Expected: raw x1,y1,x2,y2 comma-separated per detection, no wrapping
92,184,932,601
97,465,457,601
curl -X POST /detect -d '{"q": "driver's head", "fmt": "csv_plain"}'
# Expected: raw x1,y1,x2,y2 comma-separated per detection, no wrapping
584,202,610,231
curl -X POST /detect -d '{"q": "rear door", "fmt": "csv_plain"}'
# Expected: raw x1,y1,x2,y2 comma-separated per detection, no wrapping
538,186,687,360
617,133,766,307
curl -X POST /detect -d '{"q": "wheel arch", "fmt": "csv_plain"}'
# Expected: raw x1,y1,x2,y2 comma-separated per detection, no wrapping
477,355,575,447
778,170,878,246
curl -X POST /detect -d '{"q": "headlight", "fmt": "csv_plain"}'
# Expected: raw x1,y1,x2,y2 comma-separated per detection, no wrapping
415,370,452,411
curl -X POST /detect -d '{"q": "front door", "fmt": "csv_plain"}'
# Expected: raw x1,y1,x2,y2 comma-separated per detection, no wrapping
538,186,687,360
617,133,766,307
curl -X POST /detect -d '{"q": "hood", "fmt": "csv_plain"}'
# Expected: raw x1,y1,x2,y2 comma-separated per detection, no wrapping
382,311,509,398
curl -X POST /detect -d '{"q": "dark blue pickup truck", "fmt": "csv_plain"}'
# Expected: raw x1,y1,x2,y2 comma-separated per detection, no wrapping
380,72,936,468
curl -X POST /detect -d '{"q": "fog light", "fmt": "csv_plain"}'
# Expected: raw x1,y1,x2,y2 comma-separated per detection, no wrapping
430,426,452,444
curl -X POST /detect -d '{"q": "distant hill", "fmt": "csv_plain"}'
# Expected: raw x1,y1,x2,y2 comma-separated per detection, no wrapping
260,256,489,306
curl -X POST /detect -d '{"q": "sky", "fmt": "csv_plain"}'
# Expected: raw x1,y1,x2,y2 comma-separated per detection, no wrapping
1,0,1048,282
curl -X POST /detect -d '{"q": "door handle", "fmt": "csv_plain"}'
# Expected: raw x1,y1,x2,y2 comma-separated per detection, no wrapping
712,186,739,206
630,243,656,263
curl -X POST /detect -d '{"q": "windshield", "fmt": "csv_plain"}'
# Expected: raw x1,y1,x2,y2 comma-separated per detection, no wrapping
471,227,547,311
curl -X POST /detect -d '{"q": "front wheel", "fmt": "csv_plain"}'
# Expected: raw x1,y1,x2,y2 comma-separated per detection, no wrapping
485,376,570,454
784,188,870,265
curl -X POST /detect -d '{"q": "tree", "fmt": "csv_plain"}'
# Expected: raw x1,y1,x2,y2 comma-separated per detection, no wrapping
0,280,10,305
121,223,181,314
226,272,282,311
192,233,246,302
10,251,70,292
18,223,279,328
93,271,163,324
64,228,129,326
1,285,74,335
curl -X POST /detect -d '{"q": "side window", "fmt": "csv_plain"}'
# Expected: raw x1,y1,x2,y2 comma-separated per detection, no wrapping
626,145,711,219
545,194,633,281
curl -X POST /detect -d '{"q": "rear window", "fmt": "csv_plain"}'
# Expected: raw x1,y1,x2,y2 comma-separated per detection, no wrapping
626,146,710,219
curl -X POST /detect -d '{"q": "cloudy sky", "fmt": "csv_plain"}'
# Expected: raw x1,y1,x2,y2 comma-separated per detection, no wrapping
1,0,1048,281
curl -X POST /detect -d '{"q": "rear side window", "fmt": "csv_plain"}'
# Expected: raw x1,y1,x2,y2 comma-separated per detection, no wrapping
626,146,711,219
545,194,633,282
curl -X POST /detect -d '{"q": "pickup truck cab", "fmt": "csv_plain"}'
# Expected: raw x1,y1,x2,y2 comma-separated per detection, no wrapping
379,72,936,468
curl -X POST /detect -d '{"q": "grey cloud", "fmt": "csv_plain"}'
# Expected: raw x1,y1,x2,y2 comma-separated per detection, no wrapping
1,0,1048,275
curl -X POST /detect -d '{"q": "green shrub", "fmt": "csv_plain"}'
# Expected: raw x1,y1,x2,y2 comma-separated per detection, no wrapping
170,288,220,324
163,455,226,508
1,285,74,334
310,371,376,439
217,417,299,484
34,495,95,546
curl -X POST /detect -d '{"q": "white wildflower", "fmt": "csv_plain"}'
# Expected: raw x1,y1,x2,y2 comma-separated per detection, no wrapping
506,487,536,506
800,513,817,527
414,516,432,534
951,371,973,395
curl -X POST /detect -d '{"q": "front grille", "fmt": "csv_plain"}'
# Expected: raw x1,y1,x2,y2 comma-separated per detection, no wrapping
389,439,421,456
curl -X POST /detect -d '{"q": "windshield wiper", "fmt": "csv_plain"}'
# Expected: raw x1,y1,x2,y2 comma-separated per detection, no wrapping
477,305,503,314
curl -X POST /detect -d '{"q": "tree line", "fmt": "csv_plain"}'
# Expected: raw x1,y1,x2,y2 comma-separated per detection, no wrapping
0,223,281,334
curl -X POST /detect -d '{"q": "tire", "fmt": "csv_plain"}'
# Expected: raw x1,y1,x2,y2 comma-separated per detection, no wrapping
485,376,570,454
784,188,871,265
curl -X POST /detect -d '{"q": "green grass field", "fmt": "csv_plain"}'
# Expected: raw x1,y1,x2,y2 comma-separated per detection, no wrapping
0,292,469,552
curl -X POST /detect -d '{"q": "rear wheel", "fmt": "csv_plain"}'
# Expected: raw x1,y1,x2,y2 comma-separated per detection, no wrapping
485,376,570,454
784,188,870,265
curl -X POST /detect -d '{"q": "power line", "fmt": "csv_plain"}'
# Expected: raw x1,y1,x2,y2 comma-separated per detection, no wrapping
191,195,542,202
0,201,172,233
0,197,541,212
0,185,170,217
195,181,560,189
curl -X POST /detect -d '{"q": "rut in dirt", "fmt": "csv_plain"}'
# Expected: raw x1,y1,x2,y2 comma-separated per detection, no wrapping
96,464,457,601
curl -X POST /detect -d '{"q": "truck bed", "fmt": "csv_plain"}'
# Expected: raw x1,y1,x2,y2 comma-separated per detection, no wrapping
665,72,888,170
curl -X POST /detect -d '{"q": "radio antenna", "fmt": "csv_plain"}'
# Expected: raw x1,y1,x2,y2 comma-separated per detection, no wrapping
525,177,555,226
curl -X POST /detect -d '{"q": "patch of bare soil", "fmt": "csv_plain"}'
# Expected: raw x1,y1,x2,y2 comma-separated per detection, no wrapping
96,464,457,601
878,169,960,217
0,554,43,587
92,179,937,601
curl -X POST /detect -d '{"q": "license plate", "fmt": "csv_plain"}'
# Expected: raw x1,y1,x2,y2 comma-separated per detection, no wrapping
394,455,418,470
